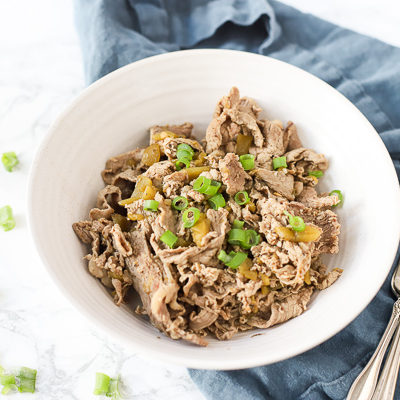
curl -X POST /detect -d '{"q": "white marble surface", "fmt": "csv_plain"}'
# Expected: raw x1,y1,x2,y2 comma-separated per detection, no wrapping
0,1,398,399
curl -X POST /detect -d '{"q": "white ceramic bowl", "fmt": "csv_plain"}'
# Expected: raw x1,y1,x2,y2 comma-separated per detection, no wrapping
28,50,400,370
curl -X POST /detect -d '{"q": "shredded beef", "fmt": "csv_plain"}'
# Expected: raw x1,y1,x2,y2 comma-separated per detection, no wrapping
73,86,342,345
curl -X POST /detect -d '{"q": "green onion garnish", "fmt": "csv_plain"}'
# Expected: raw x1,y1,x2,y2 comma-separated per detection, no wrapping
308,170,324,178
228,228,260,249
175,158,190,170
242,230,261,249
234,191,250,205
192,176,222,195
272,156,287,170
330,190,344,207
172,196,188,211
208,194,226,210
226,251,248,269
203,180,221,196
17,367,37,393
0,374,15,386
232,220,245,229
182,207,200,228
177,143,194,156
93,373,121,398
0,205,16,232
239,154,255,171
108,376,122,399
217,250,248,269
217,250,231,264
143,200,159,212
93,372,110,395
2,384,17,395
1,152,19,172
284,211,305,232
160,230,178,248
193,176,209,192
177,149,193,160
228,229,247,246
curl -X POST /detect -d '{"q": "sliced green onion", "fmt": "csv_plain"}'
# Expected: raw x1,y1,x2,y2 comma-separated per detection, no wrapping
177,149,193,161
182,207,201,228
233,220,245,229
226,251,248,269
175,158,190,170
0,374,15,386
17,367,37,393
2,384,17,395
272,156,287,170
143,200,159,212
193,176,211,193
93,373,121,398
228,229,247,246
177,143,194,156
308,170,324,178
203,180,221,196
329,190,344,207
0,205,16,232
160,230,178,248
242,230,261,249
172,196,188,211
239,154,255,170
218,250,231,264
208,194,225,210
1,152,19,172
284,211,306,232
108,376,122,399
234,191,250,205
94,372,110,395
218,250,248,269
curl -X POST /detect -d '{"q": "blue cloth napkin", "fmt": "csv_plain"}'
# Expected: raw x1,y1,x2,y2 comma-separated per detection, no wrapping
74,1,400,399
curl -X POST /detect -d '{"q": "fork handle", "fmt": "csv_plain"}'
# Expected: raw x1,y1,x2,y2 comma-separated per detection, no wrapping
347,298,400,400
371,323,400,400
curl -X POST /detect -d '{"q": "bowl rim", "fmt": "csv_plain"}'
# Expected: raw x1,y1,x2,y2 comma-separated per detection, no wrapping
27,49,400,370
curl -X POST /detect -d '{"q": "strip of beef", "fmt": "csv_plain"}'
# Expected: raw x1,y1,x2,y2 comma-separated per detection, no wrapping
205,87,263,153
283,121,302,152
297,186,340,209
125,221,207,346
288,202,340,254
101,148,143,184
219,153,251,195
149,122,193,143
247,286,313,328
253,168,295,200
89,185,122,220
142,160,175,189
150,208,229,267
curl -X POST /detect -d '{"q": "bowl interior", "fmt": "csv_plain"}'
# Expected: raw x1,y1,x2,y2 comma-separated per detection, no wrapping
28,50,400,370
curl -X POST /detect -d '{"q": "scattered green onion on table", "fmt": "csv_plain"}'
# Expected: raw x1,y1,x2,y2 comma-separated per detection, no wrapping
1,151,19,172
0,205,16,232
94,372,122,399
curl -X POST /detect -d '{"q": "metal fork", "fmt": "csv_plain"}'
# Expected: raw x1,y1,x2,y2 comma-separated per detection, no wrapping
347,257,400,400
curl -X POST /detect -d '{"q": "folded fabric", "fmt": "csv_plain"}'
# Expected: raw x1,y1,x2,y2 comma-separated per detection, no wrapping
73,1,400,398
